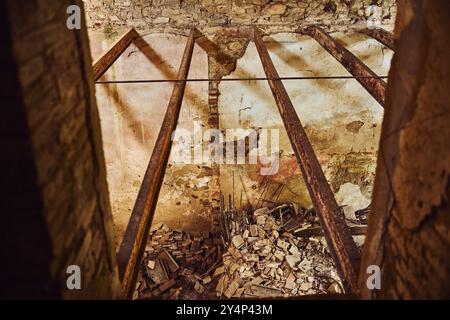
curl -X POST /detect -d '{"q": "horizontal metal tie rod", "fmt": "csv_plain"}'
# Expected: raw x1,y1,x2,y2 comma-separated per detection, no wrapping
95,75,388,84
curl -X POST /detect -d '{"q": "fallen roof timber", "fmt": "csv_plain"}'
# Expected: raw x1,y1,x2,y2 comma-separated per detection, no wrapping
253,28,360,293
294,225,367,238
116,29,196,298
360,27,395,51
92,28,138,81
302,26,387,106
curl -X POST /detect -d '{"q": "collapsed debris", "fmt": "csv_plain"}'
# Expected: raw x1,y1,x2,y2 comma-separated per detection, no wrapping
137,201,368,299
135,223,222,300
214,203,345,298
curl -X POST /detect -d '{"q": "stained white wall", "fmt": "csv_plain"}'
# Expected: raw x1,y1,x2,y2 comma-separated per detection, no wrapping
90,32,210,247
218,32,393,211
89,30,394,246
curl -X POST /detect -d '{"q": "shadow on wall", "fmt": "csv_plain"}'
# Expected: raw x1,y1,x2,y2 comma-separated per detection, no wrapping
133,34,209,110
96,33,213,247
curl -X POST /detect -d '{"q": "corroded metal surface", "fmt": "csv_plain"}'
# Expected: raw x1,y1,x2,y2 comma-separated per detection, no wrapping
117,29,196,298
361,27,395,51
92,28,138,81
254,29,360,293
303,26,387,106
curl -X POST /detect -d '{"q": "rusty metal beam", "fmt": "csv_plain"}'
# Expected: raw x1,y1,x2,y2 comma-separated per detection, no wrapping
253,29,360,293
116,29,196,298
361,27,395,51
193,29,235,66
303,26,387,106
92,28,138,81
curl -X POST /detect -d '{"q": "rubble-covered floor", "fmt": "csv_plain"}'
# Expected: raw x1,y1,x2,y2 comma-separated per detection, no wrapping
135,203,366,299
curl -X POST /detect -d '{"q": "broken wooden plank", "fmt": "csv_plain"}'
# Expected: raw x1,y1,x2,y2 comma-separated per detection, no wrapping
224,281,240,298
159,278,176,293
253,28,360,293
158,249,179,273
117,29,196,298
302,26,387,106
360,27,395,50
250,284,283,298
147,258,169,285
92,28,138,81
282,216,304,232
294,225,367,238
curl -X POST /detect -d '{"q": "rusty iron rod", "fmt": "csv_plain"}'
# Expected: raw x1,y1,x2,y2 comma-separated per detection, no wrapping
361,27,395,51
95,75,388,84
253,28,360,293
92,28,138,81
303,26,387,106
116,29,196,298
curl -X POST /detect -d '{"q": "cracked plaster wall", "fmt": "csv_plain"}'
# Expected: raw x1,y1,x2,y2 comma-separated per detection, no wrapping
218,32,393,216
90,32,211,247
86,0,396,247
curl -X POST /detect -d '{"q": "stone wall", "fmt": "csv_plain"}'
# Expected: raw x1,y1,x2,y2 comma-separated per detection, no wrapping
1,0,120,298
84,0,396,36
359,0,450,299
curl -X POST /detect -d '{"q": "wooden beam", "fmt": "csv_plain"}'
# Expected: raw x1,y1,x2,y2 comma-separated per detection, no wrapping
303,26,387,106
116,29,196,298
92,28,138,81
253,29,360,293
361,27,395,51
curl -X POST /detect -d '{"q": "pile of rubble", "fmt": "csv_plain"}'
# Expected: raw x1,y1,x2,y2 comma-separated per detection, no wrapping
213,205,343,298
137,203,367,299
135,224,223,300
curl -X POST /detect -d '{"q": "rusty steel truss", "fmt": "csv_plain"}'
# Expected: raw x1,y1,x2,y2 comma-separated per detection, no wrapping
253,28,360,292
91,26,394,297
302,26,387,106
361,27,395,51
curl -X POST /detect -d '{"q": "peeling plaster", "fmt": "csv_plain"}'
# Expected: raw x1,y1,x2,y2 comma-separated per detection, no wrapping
89,26,394,245
218,32,392,210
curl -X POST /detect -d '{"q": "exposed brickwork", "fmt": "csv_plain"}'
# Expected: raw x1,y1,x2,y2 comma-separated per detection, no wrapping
84,0,396,35
204,34,250,234
208,80,221,233
1,0,120,298
359,0,450,299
